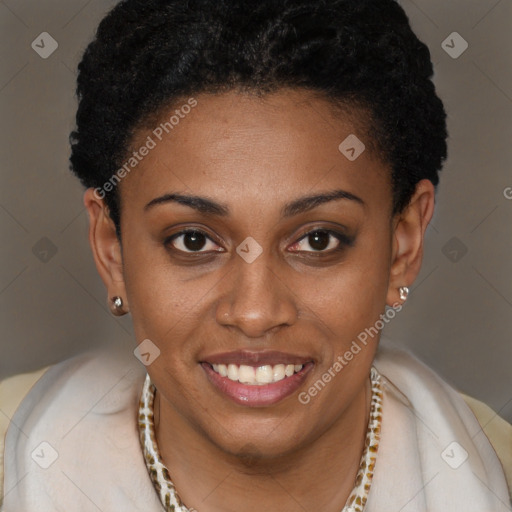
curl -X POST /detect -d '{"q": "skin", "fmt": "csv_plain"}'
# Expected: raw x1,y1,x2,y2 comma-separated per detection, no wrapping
84,89,435,512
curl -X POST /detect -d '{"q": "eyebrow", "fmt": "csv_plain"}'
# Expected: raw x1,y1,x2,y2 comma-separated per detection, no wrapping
144,189,365,217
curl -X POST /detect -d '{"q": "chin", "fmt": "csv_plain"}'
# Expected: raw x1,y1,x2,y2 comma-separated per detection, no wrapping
203,415,312,464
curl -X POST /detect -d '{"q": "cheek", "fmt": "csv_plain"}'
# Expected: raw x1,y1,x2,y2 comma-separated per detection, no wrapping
307,232,392,343
122,214,392,351
121,240,196,345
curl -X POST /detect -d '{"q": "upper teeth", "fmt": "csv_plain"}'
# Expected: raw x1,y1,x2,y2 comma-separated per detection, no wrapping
211,363,303,385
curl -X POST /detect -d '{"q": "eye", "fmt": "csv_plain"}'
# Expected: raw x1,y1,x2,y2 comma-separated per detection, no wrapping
165,229,223,254
289,229,353,253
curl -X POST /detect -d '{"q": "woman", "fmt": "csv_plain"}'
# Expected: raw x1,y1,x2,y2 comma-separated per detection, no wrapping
2,0,511,510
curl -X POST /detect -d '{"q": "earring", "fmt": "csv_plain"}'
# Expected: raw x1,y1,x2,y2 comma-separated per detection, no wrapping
110,296,125,315
399,286,409,302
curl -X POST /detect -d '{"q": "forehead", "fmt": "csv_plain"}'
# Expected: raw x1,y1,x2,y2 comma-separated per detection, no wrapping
119,89,391,211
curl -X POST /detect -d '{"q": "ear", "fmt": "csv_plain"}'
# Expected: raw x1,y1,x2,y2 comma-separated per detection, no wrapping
83,188,129,314
386,179,436,307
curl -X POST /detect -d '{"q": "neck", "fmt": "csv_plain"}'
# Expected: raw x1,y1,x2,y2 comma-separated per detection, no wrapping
154,376,372,512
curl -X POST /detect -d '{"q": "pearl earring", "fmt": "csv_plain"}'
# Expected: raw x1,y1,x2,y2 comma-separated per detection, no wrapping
399,286,409,302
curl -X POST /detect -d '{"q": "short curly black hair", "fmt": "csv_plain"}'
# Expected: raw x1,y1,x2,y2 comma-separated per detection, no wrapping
69,0,448,236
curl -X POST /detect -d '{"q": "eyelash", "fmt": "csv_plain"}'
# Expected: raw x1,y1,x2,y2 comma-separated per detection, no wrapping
164,228,354,256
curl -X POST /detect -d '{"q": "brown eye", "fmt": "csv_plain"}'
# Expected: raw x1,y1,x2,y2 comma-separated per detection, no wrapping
306,230,331,251
165,230,222,253
290,229,354,253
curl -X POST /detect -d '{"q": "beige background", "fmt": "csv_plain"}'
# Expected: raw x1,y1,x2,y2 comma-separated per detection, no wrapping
0,0,511,422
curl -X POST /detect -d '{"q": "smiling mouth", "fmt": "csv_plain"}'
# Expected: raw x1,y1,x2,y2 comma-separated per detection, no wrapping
209,363,304,385
201,358,314,407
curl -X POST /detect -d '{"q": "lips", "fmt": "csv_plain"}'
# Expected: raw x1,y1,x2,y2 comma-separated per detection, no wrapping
200,351,314,407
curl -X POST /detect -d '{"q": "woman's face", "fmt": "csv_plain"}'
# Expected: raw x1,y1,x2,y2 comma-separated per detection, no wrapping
87,89,431,458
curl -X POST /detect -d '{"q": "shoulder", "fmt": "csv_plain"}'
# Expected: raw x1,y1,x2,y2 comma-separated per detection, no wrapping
1,346,149,509
373,338,512,500
461,393,512,497
0,366,51,504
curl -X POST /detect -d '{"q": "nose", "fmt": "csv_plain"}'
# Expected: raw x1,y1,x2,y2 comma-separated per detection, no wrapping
215,253,298,338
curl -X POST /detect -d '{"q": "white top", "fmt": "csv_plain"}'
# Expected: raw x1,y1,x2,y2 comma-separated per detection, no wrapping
2,339,511,511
